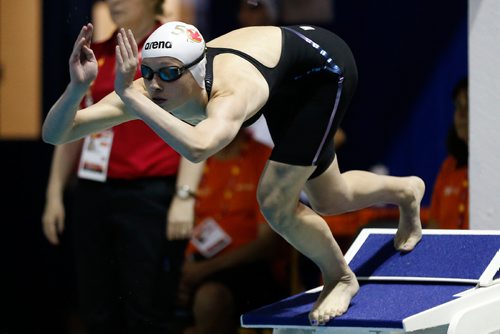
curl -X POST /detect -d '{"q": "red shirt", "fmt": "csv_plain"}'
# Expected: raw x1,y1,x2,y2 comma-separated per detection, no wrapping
81,23,180,179
186,136,272,257
429,156,469,229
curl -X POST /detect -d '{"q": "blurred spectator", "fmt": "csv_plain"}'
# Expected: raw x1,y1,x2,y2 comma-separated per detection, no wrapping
178,130,288,334
428,77,468,229
281,0,334,25
41,1,192,333
90,0,199,43
238,0,279,26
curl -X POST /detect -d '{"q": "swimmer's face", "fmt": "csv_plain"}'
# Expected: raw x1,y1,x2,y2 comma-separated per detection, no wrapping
141,56,197,110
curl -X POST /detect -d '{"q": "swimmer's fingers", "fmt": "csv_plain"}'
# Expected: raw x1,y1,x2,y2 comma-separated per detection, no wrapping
127,29,139,58
71,23,93,55
69,25,97,84
83,23,94,48
115,43,124,69
70,24,95,67
70,37,86,64
116,31,130,72
118,28,137,62
80,44,95,61
115,30,138,95
117,29,130,60
72,25,87,51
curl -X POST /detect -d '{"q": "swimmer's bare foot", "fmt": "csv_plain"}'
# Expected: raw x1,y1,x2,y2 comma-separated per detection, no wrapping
309,272,359,326
394,176,425,252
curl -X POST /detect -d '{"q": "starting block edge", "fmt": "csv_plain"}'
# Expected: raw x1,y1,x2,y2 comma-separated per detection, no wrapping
403,282,500,332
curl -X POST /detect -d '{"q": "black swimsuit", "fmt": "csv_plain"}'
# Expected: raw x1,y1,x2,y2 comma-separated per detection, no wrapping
205,25,358,178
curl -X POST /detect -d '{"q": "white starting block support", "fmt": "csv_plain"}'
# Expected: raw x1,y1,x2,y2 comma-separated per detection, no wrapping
241,229,500,334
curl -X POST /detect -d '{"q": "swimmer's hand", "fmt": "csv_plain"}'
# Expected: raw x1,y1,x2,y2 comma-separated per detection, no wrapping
115,28,139,97
69,23,98,87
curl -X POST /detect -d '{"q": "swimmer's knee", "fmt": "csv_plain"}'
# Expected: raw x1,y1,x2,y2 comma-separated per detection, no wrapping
257,186,297,232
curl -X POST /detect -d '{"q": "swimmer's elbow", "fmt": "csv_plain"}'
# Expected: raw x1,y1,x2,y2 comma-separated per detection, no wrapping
182,125,233,162
182,138,214,163
183,146,209,163
185,154,204,164
42,123,71,145
43,135,65,146
42,127,62,145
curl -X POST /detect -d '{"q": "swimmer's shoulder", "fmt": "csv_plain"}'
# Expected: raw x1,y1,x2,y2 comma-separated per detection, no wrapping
207,26,281,49
207,26,282,69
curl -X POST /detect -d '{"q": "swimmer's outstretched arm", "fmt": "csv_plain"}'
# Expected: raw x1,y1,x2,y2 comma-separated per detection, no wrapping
43,86,135,145
42,24,136,145
115,29,248,162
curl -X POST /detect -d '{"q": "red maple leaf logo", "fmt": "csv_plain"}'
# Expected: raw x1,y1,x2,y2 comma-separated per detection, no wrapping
187,28,203,43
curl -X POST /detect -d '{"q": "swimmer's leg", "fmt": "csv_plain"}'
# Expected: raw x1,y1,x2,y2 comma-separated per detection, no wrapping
304,156,425,252
257,160,358,326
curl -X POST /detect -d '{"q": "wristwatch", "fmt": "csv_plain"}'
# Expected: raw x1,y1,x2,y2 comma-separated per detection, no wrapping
176,184,196,200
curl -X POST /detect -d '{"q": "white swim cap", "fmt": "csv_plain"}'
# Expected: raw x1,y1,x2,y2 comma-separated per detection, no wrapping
142,21,206,88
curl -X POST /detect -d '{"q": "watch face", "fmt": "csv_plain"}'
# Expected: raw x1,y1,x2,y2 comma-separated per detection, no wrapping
177,185,193,199
177,188,189,199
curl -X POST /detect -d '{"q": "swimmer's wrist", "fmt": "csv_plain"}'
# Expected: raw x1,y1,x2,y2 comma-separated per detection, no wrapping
116,85,136,99
67,81,91,95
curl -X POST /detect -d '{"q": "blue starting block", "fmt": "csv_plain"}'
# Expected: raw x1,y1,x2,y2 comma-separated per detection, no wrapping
241,229,500,333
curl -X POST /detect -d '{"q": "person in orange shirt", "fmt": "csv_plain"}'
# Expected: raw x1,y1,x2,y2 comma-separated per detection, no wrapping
428,78,468,229
178,130,287,334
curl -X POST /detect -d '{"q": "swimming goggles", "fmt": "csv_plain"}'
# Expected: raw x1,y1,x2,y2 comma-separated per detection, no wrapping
141,51,206,82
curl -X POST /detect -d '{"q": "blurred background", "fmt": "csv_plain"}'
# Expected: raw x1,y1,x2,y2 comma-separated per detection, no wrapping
0,0,467,332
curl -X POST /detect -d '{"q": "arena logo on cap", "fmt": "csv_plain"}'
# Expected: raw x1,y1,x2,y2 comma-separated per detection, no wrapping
186,29,203,43
144,40,173,50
